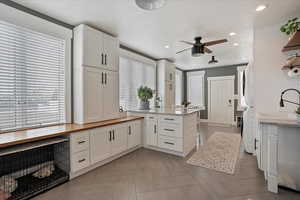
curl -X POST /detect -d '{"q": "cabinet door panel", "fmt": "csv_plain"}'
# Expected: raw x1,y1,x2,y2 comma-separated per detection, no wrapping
90,128,111,164
83,68,103,123
128,121,142,149
103,34,119,71
82,26,103,67
111,125,128,156
145,120,158,147
103,71,119,120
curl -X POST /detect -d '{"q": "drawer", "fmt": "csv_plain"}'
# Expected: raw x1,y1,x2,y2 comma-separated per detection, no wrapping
146,114,158,121
159,115,182,124
158,135,183,152
159,123,182,138
71,150,90,172
70,131,90,153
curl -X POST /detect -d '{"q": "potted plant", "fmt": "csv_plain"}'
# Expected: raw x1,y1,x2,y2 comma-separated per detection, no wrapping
296,107,300,123
137,86,153,110
280,17,300,36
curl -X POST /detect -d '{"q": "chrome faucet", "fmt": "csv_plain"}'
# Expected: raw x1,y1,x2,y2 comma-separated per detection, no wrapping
279,88,300,108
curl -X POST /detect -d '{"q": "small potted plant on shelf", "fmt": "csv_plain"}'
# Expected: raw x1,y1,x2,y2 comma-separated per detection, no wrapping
280,17,300,36
296,107,300,123
137,86,153,110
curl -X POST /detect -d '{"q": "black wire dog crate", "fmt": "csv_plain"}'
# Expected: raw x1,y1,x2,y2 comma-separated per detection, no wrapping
0,137,70,200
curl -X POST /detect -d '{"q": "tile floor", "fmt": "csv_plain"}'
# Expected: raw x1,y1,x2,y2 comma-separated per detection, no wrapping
33,124,300,200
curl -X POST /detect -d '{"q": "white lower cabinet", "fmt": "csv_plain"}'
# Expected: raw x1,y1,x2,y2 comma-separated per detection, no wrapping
145,118,158,147
70,119,142,176
90,127,111,164
127,121,142,149
110,124,128,156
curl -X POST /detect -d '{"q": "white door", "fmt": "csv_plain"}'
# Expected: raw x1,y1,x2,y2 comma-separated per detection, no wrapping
111,125,128,156
208,76,234,124
102,71,119,120
90,127,111,164
82,25,103,68
145,120,158,147
83,67,103,123
128,121,142,149
103,34,119,71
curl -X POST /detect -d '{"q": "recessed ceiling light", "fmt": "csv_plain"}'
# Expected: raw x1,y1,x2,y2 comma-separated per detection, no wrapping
256,5,267,12
229,32,236,36
164,45,170,49
233,43,239,46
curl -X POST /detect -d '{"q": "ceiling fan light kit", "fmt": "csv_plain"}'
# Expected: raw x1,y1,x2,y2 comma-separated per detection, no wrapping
135,0,166,10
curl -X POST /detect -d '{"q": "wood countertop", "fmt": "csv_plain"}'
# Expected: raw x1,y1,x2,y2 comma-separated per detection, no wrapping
0,116,144,148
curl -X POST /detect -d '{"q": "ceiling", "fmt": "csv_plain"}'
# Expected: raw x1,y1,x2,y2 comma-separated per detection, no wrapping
12,0,300,70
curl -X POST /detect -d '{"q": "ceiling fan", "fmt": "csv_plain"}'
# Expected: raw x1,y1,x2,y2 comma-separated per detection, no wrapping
176,37,228,57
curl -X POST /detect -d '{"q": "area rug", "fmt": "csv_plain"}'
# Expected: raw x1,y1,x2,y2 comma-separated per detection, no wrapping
187,132,241,174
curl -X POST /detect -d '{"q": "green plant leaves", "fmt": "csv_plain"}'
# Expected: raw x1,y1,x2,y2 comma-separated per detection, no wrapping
137,86,153,101
280,17,299,36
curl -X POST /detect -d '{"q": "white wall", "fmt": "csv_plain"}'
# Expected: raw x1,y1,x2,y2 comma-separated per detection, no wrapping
253,23,300,114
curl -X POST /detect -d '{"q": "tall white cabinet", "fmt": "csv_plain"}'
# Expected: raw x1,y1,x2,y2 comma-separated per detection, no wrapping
157,60,176,108
73,24,120,124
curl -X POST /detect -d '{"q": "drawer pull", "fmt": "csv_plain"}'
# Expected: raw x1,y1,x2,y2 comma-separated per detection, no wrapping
164,142,175,145
164,128,175,132
164,118,174,121
78,141,86,144
149,117,154,119
78,158,86,163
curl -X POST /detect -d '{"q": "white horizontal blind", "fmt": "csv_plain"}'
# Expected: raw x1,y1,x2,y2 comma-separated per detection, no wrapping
0,20,66,132
187,71,205,107
119,56,156,110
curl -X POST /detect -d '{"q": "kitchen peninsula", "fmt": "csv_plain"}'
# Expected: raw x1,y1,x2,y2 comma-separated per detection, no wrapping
128,108,201,157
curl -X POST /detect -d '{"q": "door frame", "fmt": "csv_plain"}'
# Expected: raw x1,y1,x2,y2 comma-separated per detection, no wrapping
207,76,235,125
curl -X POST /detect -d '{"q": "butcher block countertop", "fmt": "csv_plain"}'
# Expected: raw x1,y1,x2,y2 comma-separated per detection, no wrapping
0,116,144,148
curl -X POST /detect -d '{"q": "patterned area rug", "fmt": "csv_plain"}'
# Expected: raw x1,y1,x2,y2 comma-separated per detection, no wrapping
187,132,241,174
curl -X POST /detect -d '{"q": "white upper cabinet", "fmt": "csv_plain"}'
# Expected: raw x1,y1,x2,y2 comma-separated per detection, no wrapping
83,67,103,123
103,33,119,71
102,71,119,120
74,24,119,72
157,59,176,108
73,24,120,124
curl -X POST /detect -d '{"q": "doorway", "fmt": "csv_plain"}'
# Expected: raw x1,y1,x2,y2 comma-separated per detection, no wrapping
208,76,235,125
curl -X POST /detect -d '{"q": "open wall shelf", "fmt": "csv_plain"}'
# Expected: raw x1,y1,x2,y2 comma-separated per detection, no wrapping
282,30,300,52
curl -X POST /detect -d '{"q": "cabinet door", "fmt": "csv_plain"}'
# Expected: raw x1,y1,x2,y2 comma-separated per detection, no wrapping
128,121,142,149
111,125,128,156
102,71,119,120
83,68,103,123
82,26,104,68
164,81,175,108
90,127,111,164
103,34,119,71
145,120,158,147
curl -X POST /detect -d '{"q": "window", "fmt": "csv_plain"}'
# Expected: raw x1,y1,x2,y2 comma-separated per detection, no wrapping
175,70,183,105
0,20,66,132
237,66,247,111
119,56,156,110
187,71,205,108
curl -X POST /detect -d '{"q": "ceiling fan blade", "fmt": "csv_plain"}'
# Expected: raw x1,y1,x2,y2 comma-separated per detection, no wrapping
204,47,212,54
176,47,192,54
179,40,195,46
203,39,228,46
